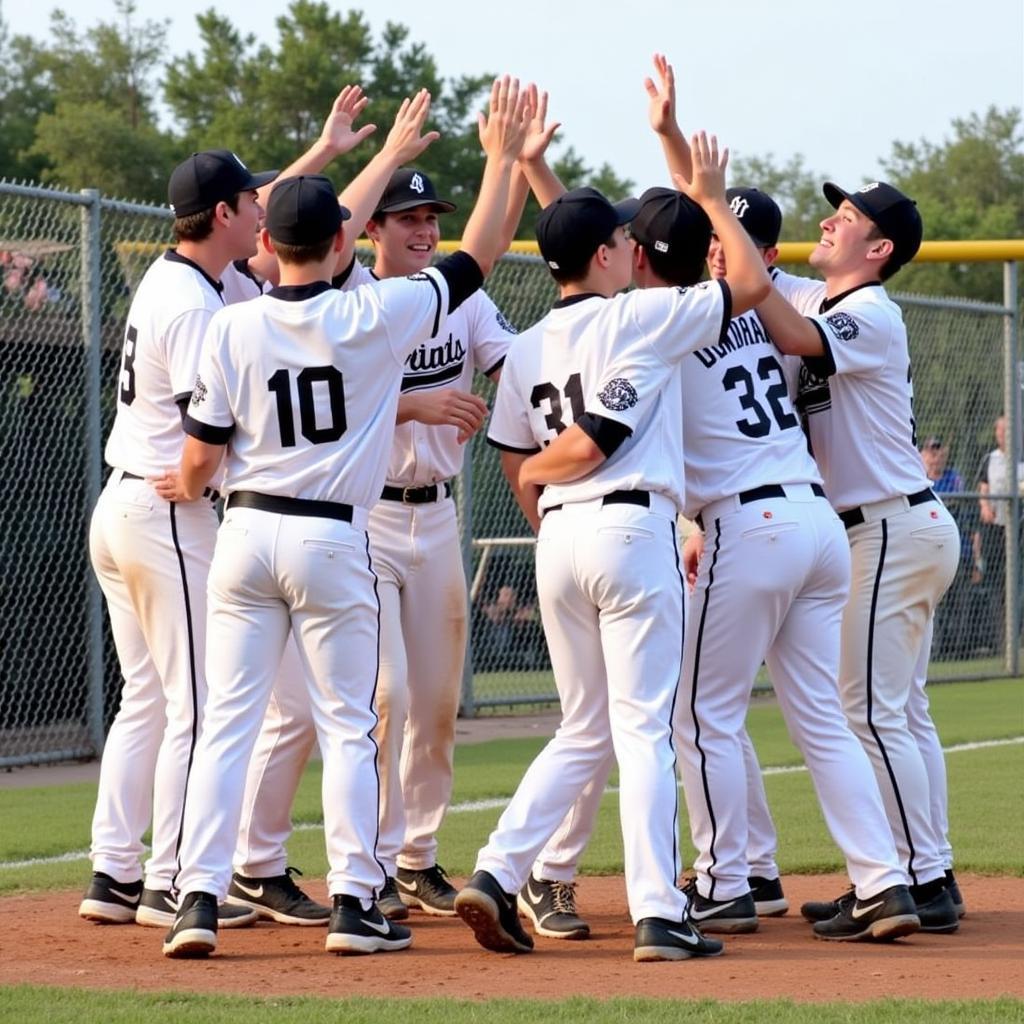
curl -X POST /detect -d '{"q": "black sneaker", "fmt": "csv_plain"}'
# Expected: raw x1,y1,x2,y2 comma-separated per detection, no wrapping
634,914,725,962
812,884,920,942
748,875,789,917
78,872,143,924
162,891,218,958
396,864,458,917
681,878,758,934
946,870,966,918
135,888,258,929
324,894,412,955
377,876,409,921
517,874,590,940
226,866,330,926
800,884,856,923
454,870,534,953
910,879,959,934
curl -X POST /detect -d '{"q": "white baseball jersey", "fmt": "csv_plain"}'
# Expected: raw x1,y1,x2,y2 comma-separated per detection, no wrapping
184,273,450,509
488,283,729,514
104,252,225,476
340,259,513,485
220,258,270,305
771,268,928,511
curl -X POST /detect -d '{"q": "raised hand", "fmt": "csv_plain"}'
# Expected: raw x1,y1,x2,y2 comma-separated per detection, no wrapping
319,85,377,156
673,131,728,207
519,84,560,164
382,89,442,165
644,53,677,137
477,75,531,162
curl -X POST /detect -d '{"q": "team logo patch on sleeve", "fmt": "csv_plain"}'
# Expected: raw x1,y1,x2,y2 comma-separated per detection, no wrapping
824,311,859,342
597,377,638,411
495,309,518,334
190,374,208,406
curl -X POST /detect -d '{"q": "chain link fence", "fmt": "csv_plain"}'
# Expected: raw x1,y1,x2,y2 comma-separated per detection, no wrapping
0,180,1020,763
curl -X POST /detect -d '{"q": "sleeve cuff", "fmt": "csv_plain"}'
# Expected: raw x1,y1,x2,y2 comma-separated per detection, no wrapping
183,414,233,444
487,437,541,454
576,412,632,458
807,319,837,375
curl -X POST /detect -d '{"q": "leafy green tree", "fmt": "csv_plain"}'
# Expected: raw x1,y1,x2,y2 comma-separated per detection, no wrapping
0,12,55,182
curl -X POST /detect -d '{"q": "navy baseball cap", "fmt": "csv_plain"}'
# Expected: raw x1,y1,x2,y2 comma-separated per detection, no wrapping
266,175,351,246
168,150,277,217
374,168,456,216
630,187,712,262
823,180,923,270
726,187,782,248
536,187,640,271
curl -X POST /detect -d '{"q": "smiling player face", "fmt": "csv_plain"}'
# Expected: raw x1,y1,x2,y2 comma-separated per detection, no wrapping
367,206,442,278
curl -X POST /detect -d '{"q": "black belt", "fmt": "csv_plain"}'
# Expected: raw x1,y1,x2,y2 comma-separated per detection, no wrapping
227,490,353,522
380,481,452,504
838,488,936,530
545,489,650,516
696,483,826,531
119,469,219,503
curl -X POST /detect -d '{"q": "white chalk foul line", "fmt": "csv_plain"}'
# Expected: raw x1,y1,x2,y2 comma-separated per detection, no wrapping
3,736,1020,872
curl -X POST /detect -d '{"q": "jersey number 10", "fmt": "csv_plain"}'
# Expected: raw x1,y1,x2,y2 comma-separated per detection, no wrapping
267,366,347,447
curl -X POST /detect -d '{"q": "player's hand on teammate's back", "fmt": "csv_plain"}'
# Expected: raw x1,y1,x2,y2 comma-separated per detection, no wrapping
149,470,191,503
519,84,560,166
319,85,377,157
382,89,442,165
672,132,728,208
400,389,490,444
477,76,532,162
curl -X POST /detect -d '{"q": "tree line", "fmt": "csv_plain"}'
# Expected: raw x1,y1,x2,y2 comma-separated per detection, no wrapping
0,1,1021,303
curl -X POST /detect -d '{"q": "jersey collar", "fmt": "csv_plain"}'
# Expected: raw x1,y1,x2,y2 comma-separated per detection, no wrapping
552,292,605,309
819,280,882,313
164,249,224,297
269,281,333,302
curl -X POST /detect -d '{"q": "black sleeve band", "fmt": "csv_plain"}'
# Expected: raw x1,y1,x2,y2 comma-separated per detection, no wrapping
331,254,357,290
805,319,837,376
576,411,633,458
174,393,192,423
435,251,485,313
487,437,541,454
717,279,733,343
183,414,233,444
483,354,506,378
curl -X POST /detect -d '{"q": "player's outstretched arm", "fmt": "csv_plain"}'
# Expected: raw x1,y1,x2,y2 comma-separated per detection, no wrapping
178,436,224,501
754,287,825,356
515,83,566,211
646,52,692,186
674,132,770,316
519,422,606,487
459,76,532,276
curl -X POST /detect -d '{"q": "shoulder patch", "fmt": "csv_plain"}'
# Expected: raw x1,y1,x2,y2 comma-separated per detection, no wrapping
597,377,638,412
495,308,518,335
824,311,859,342
190,374,208,406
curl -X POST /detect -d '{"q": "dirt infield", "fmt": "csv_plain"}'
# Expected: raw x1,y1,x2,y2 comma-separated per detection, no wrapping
2,873,1021,1002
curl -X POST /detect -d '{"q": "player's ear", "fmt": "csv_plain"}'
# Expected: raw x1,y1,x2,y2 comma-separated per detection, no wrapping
866,236,894,265
213,200,233,228
365,217,382,243
762,245,779,267
333,224,346,252
260,228,276,255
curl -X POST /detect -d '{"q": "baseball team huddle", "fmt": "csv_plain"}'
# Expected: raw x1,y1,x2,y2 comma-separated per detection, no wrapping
78,55,965,965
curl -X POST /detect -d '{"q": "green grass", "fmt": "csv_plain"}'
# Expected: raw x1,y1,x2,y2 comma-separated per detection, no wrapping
0,988,1021,1024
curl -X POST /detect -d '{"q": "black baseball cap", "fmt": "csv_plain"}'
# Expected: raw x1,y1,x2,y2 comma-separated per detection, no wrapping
726,187,782,248
536,187,640,271
823,180,923,270
266,175,351,246
373,168,456,216
168,149,277,217
630,187,711,262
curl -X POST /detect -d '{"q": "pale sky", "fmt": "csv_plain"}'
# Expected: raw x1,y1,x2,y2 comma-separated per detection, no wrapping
8,0,1023,201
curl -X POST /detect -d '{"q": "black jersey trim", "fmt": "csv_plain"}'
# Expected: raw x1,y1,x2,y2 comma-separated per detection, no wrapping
435,251,483,314
688,517,723,897
716,279,733,344
805,319,837,376
165,249,224,300
486,438,541,454
483,354,507,378
268,281,333,302
552,292,604,309
183,414,234,444
576,411,632,458
231,257,263,292
819,279,882,312
862,518,921,885
331,254,358,289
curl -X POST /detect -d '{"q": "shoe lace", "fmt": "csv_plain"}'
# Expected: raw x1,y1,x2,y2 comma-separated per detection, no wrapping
419,864,452,897
282,865,312,899
549,880,579,915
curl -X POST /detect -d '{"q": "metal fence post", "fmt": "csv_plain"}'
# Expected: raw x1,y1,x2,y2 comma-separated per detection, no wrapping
81,188,106,755
1004,259,1021,677
458,449,477,718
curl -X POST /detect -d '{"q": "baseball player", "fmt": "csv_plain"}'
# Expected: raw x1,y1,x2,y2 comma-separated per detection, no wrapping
755,179,962,935
78,87,385,931
456,132,773,963
162,79,530,959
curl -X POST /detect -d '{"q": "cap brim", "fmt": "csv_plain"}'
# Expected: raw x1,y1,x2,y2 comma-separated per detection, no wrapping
338,204,352,222
822,182,850,211
245,169,280,191
613,197,641,225
374,199,457,215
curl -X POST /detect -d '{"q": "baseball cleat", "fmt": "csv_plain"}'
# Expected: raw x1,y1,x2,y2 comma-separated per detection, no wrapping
517,874,590,940
396,863,458,916
633,914,725,962
376,876,410,921
945,870,966,918
910,879,959,934
748,875,789,917
162,891,218,958
137,888,258,929
681,878,758,933
226,866,330,926
800,884,856,923
812,884,920,942
78,872,143,924
325,894,412,955
455,870,534,953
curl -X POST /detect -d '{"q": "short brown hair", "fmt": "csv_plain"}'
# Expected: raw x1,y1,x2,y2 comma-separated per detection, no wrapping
173,194,241,243
549,231,619,285
271,235,336,266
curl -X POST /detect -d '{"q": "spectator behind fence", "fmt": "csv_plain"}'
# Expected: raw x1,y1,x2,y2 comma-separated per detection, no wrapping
973,415,1024,656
